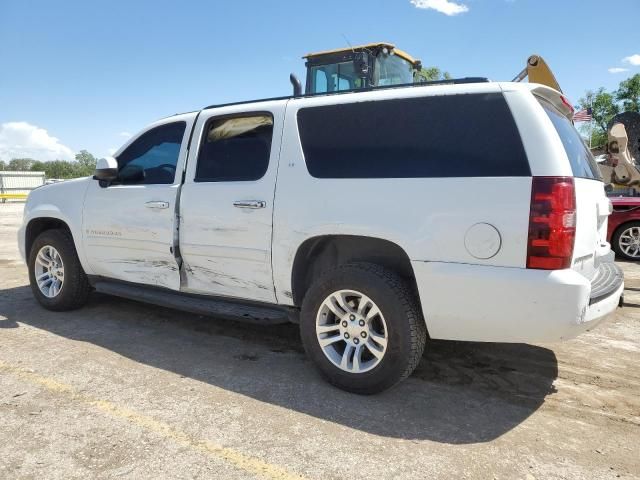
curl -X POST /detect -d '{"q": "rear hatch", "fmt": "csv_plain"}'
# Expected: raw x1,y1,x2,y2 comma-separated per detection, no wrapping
537,94,611,281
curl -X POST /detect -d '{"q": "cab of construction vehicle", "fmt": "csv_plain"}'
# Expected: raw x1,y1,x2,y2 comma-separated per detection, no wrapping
304,42,421,94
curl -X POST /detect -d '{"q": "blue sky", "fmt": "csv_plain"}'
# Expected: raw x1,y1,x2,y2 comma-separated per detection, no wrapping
1,0,639,161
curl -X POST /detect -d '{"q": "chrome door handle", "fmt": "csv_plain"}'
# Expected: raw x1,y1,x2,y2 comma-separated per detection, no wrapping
145,201,170,209
233,200,266,209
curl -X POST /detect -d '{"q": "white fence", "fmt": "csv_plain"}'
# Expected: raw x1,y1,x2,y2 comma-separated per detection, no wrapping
0,171,45,202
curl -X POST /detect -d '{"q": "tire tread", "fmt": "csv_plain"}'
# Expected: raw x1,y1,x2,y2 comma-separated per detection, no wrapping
301,262,427,394
28,229,91,311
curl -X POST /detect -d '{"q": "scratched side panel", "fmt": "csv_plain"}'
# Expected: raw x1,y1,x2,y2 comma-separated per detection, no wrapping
81,113,196,290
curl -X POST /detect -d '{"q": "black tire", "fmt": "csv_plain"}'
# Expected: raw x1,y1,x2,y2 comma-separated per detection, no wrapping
611,221,640,261
300,263,427,394
28,229,91,311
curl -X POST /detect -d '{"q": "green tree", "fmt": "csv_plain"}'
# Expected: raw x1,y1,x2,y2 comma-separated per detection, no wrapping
578,88,619,148
44,160,77,179
30,160,47,172
4,150,99,179
616,73,640,112
75,150,97,176
415,66,451,82
0,160,6,171
8,158,37,171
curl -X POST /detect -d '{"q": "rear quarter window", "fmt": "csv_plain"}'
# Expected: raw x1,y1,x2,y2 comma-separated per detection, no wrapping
539,98,602,181
297,93,530,178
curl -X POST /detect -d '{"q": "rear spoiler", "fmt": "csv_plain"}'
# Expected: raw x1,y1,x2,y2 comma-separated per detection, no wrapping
512,55,562,93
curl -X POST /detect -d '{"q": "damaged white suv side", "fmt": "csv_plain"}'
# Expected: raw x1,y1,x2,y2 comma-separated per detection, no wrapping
19,80,623,394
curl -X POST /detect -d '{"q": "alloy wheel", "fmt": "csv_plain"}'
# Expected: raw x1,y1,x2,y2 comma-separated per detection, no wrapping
315,289,388,373
34,245,65,298
619,226,640,259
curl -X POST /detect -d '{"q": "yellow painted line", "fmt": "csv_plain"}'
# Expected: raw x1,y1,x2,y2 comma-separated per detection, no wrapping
0,193,28,199
0,360,305,480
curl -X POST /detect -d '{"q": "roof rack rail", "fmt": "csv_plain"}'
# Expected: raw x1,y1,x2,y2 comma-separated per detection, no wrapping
202,76,491,111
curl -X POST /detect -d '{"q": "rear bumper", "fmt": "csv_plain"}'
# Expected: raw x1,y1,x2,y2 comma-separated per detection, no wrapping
412,260,623,343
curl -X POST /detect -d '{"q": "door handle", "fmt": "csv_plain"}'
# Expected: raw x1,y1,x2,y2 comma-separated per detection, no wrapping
145,201,170,209
233,200,266,209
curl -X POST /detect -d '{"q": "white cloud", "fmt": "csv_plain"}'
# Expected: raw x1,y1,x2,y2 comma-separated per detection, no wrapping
107,147,118,156
608,67,629,74
622,54,640,66
118,131,132,138
0,122,74,161
410,0,469,15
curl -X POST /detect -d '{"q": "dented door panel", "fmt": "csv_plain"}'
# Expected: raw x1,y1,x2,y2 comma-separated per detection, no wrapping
82,113,196,290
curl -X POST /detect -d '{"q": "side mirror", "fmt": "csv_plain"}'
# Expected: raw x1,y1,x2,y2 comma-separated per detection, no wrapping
94,157,118,184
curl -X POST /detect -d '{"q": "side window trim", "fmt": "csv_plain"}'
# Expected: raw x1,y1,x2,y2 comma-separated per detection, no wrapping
194,111,274,183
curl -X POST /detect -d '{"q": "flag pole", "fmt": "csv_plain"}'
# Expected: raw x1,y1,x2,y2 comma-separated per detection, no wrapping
589,96,593,150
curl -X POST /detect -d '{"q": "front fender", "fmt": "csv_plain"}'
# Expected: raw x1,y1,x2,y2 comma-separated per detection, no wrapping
20,178,92,272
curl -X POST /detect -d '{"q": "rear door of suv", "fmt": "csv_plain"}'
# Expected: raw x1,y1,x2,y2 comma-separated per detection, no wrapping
178,101,286,303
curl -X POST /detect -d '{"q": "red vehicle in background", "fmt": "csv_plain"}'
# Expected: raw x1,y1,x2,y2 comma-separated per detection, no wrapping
609,196,640,260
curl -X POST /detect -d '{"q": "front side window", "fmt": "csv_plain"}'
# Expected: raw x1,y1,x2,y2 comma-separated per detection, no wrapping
117,122,186,185
195,114,273,182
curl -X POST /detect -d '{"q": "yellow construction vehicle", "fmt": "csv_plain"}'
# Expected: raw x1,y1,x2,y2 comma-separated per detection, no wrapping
302,42,424,94
599,121,640,196
302,45,564,95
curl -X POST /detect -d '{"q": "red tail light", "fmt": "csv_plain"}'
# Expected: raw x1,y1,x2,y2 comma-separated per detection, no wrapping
527,177,576,270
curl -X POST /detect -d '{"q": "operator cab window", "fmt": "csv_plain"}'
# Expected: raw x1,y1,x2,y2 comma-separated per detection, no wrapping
116,121,186,185
309,62,360,93
195,114,273,182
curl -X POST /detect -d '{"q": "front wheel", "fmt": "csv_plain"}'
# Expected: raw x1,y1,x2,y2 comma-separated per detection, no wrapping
28,229,91,311
612,221,640,261
300,263,426,394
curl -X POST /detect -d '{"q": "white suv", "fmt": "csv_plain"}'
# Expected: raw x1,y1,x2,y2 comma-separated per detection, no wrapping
18,80,624,394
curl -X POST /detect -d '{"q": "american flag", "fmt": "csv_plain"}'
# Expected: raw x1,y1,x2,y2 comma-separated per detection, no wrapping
573,108,592,122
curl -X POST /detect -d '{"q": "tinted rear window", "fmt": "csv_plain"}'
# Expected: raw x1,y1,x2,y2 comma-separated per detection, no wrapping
297,93,530,178
539,99,602,180
195,114,273,182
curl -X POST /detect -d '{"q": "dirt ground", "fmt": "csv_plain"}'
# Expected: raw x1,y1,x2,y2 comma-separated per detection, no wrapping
0,202,638,480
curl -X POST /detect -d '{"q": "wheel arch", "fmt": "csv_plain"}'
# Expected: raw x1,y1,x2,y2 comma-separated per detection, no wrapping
290,234,421,310
25,216,73,260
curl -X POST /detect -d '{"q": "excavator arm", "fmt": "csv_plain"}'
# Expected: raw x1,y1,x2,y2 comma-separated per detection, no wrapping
512,55,562,93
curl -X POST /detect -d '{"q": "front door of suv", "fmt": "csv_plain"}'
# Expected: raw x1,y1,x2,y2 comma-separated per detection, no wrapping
82,116,194,290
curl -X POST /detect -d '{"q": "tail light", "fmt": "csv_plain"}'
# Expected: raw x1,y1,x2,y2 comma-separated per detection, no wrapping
527,176,576,270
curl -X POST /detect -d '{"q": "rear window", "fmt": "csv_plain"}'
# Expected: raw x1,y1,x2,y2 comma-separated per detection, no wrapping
297,93,530,179
195,114,273,182
539,99,602,180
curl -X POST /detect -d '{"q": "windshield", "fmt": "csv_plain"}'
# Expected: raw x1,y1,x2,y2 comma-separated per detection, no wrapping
374,54,414,86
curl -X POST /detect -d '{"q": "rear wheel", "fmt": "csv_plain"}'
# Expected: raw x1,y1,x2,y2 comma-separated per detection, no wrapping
612,221,640,261
28,229,91,311
300,263,426,394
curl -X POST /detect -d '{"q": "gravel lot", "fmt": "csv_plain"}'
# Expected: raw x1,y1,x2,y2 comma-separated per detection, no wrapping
1,202,639,479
